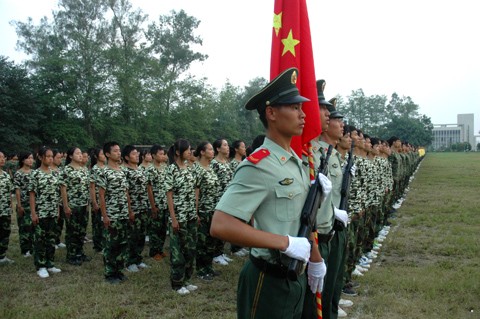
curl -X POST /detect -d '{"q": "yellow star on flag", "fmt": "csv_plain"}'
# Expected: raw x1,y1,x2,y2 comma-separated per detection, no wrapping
281,29,300,57
273,12,282,36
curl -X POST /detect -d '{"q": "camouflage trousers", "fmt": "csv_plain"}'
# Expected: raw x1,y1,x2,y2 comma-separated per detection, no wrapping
65,206,88,262
169,219,197,290
16,206,34,255
148,208,168,257
364,206,378,252
54,206,65,245
196,211,215,276
0,216,11,258
103,218,129,277
345,218,359,283
33,217,57,269
91,208,104,252
127,211,148,265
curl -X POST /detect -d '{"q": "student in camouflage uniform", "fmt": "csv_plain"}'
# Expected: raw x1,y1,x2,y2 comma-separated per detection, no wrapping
14,152,35,257
0,150,14,265
146,144,169,260
89,147,106,253
5,153,18,178
122,145,150,272
165,138,199,295
60,147,91,266
98,141,132,284
210,138,234,265
139,149,153,171
194,142,221,280
29,147,62,278
52,149,66,248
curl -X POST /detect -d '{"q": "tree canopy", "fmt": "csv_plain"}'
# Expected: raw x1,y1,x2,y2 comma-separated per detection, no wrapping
0,0,433,155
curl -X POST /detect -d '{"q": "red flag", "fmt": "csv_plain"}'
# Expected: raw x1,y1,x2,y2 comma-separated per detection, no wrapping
271,0,321,157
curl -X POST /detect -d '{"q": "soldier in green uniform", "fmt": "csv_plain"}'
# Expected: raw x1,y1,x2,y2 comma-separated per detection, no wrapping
29,147,62,278
0,150,14,265
146,144,169,260
14,152,35,257
165,138,199,295
122,145,150,272
98,141,133,284
194,142,221,280
60,147,91,266
211,68,327,319
89,147,106,253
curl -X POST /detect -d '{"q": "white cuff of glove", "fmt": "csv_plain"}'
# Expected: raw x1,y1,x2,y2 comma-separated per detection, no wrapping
281,235,311,263
334,207,348,228
318,173,332,199
307,260,327,293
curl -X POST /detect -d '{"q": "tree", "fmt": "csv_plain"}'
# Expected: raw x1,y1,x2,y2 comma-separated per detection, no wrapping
0,57,43,154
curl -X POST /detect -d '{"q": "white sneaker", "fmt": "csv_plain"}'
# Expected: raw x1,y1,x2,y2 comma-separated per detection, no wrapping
37,267,49,278
137,262,149,269
145,235,149,243
352,269,364,277
176,287,190,295
338,306,348,318
339,299,354,307
47,267,62,273
222,254,233,262
356,265,368,273
23,251,31,257
213,255,228,266
57,242,66,248
233,250,247,257
366,251,378,259
185,284,198,291
360,256,372,264
55,245,59,250
358,262,370,269
127,264,139,272
0,257,14,264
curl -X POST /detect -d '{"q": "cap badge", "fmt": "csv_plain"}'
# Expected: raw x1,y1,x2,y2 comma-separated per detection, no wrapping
291,70,298,84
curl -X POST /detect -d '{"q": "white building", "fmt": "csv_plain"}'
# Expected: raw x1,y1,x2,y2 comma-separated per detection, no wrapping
432,113,475,150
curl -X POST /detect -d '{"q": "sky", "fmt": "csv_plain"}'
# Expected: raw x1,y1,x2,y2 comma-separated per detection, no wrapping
1,0,479,137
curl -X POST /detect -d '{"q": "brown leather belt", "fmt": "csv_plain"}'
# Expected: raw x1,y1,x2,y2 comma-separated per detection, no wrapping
317,230,335,243
249,255,288,278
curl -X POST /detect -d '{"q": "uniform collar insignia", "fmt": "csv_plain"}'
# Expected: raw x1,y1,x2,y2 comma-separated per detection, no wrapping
279,178,294,186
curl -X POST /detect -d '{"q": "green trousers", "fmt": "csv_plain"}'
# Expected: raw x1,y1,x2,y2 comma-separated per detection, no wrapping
238,259,307,319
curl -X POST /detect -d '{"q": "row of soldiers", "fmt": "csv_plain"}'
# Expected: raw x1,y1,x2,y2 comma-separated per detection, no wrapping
301,80,423,319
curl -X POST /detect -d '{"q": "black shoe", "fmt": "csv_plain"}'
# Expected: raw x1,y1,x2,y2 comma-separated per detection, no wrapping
209,269,221,277
342,286,358,297
80,254,92,262
117,272,128,282
346,280,360,289
67,258,82,266
197,274,214,281
105,276,121,285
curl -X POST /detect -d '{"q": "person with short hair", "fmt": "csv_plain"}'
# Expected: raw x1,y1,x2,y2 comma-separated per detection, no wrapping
29,147,62,278
98,141,132,284
211,68,326,319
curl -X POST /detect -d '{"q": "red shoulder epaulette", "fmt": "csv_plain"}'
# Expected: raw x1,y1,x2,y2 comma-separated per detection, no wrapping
247,149,270,164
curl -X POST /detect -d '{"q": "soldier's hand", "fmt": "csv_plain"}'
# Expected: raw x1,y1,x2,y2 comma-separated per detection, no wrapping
64,206,72,219
102,215,110,228
307,260,327,293
281,235,311,263
92,202,100,212
151,206,159,219
318,173,332,200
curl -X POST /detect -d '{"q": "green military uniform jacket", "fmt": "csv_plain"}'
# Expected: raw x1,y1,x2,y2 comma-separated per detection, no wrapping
215,137,309,265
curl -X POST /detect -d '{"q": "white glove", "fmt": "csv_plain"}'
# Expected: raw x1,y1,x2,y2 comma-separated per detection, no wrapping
307,260,327,293
334,207,348,228
281,235,311,263
350,164,357,177
317,173,332,199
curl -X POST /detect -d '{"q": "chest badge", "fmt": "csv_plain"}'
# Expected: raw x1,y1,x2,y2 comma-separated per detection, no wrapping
279,178,294,186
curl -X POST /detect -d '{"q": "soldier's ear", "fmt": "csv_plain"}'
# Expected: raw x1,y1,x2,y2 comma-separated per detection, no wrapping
265,105,277,122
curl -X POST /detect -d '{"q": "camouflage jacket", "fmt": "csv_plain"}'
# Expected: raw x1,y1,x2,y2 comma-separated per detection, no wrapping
59,165,90,207
14,169,31,208
164,163,197,223
146,163,167,211
122,166,149,214
210,158,233,195
194,163,221,214
97,166,129,221
89,164,105,204
0,170,13,217
28,168,60,218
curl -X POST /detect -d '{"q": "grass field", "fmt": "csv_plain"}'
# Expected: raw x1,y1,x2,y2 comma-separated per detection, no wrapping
1,152,480,319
